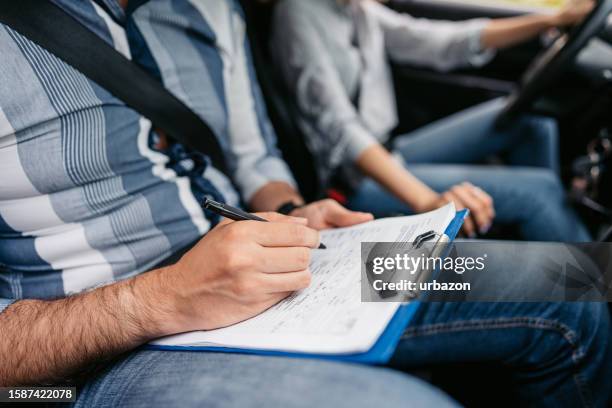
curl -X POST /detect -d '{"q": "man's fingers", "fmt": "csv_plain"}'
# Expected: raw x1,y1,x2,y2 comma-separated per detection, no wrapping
256,292,294,313
259,247,312,273
253,212,308,225
247,221,320,248
219,212,307,227
217,217,234,227
261,269,312,293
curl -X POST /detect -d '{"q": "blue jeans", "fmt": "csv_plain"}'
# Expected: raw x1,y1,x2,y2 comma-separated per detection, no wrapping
395,302,612,407
76,243,612,408
72,303,611,408
348,98,591,242
72,243,612,407
73,351,458,408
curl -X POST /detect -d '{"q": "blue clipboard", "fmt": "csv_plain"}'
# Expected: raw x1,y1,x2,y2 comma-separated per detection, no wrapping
147,210,468,365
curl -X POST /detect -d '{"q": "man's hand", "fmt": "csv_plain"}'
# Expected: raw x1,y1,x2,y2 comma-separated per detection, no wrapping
423,183,496,238
288,199,374,230
553,0,595,26
153,213,320,333
0,213,320,386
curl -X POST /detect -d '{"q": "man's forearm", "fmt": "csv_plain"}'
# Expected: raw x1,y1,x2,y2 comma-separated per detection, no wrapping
0,267,173,386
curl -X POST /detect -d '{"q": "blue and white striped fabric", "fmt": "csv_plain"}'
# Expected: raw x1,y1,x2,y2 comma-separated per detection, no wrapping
128,0,296,201
0,0,292,311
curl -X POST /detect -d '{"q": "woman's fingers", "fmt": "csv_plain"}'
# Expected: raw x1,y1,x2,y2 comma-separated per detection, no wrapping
470,186,496,219
454,183,495,234
442,191,476,238
448,187,484,235
322,199,374,227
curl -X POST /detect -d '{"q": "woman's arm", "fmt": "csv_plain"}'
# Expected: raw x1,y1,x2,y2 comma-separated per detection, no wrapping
481,1,595,50
356,144,438,212
271,1,494,235
367,0,594,71
356,145,494,237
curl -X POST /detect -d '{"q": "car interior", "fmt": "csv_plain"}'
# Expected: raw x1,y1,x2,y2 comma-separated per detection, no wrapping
0,0,608,402
241,0,612,404
244,0,612,239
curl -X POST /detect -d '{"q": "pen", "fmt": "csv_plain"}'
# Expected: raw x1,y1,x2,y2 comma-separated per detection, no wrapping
202,198,327,249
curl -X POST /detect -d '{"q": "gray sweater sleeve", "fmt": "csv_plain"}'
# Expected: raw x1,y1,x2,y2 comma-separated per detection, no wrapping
271,0,496,171
364,0,495,72
271,0,378,169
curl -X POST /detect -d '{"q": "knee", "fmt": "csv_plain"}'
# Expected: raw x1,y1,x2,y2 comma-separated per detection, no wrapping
533,170,564,196
537,302,611,368
296,361,458,408
330,367,458,408
516,169,565,207
301,362,458,408
570,303,611,364
182,356,458,408
525,115,559,146
559,302,612,401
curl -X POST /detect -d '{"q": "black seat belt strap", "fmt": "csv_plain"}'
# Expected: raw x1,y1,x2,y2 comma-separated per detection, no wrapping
0,0,228,173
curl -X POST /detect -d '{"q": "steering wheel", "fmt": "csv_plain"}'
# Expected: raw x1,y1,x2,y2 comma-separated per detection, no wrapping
496,0,612,127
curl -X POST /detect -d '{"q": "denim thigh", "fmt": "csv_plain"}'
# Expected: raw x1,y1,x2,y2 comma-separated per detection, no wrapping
73,350,458,408
347,164,590,241
393,97,559,172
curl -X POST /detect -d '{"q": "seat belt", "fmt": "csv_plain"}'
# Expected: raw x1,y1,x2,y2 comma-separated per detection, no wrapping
0,0,228,174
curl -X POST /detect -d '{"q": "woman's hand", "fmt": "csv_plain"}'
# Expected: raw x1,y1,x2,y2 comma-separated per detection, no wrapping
422,183,496,238
481,0,594,50
553,0,595,27
290,199,374,230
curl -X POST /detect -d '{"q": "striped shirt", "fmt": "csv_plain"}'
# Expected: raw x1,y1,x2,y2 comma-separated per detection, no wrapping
0,0,295,313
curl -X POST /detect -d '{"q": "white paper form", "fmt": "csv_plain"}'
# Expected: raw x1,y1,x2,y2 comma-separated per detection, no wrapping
151,203,456,355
